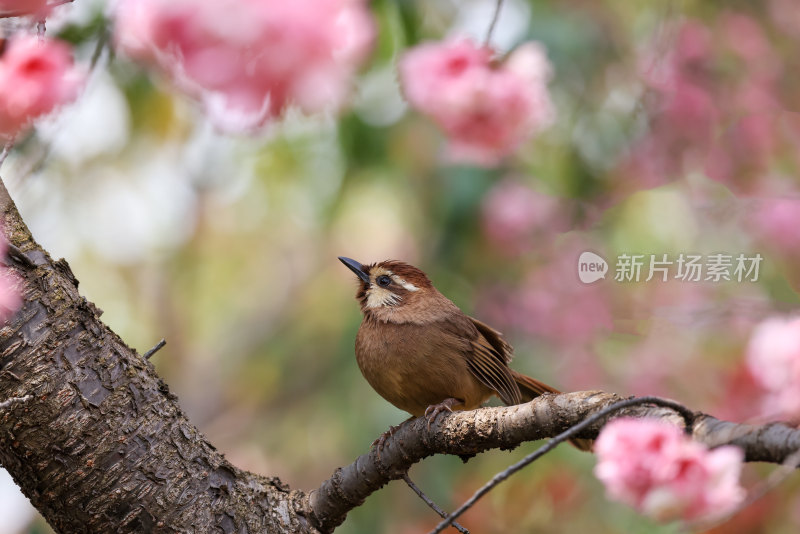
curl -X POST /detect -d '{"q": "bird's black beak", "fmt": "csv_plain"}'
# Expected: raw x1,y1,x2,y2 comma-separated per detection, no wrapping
338,256,371,284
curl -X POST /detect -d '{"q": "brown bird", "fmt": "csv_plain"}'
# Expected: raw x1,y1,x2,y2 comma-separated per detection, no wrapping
339,257,592,452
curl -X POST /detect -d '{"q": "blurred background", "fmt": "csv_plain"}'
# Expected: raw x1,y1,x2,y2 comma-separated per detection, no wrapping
3,0,800,532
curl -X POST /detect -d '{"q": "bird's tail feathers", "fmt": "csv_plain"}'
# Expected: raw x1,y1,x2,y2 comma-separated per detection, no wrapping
511,369,562,400
510,369,593,453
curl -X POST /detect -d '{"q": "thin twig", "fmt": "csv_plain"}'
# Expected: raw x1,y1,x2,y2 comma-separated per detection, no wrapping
402,474,469,534
89,26,110,70
0,394,32,410
0,138,14,170
143,339,166,360
483,0,505,47
429,396,695,534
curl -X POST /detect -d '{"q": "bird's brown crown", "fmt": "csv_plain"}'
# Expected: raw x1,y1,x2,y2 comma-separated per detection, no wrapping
355,260,433,311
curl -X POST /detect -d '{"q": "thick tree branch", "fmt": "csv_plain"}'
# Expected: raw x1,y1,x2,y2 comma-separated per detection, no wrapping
0,180,313,533
307,392,800,532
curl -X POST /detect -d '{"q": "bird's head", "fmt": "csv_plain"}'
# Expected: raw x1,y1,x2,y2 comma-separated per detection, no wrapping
339,257,446,322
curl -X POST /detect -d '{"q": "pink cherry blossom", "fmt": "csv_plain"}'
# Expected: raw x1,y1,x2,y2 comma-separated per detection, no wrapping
0,0,49,17
595,418,745,522
0,35,84,139
399,39,554,167
114,0,375,132
399,39,492,111
746,316,800,419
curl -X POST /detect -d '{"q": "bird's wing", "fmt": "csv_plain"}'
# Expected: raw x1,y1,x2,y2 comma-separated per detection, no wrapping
441,314,521,406
471,317,563,399
469,317,514,363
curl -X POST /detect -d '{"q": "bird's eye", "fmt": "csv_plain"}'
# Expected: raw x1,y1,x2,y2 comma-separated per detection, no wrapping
376,275,391,287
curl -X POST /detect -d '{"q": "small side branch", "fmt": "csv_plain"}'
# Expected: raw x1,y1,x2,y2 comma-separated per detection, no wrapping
5,242,35,268
484,0,505,47
143,339,166,360
402,474,468,534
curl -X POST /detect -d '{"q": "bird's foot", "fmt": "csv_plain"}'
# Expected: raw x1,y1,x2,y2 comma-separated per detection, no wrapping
424,398,462,430
371,423,403,453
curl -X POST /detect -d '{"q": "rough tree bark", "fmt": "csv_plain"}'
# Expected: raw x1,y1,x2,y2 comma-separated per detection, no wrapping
0,181,312,533
1,178,799,533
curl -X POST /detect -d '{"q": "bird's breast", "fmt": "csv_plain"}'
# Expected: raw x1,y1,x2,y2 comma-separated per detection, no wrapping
354,318,492,417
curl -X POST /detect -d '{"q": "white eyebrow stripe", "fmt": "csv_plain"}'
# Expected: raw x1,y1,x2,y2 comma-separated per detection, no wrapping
390,275,419,292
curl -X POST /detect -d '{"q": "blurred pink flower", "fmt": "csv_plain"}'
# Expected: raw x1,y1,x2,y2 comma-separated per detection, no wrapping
517,270,613,344
0,269,21,321
0,35,84,139
645,25,719,153
0,236,21,322
705,115,777,195
399,39,554,167
750,197,800,268
622,16,785,197
114,0,375,132
746,316,800,420
399,39,491,108
0,0,49,17
721,13,775,71
641,21,711,92
661,79,719,144
770,0,800,37
715,363,767,422
595,418,745,522
619,22,719,192
481,179,567,256
515,255,612,345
